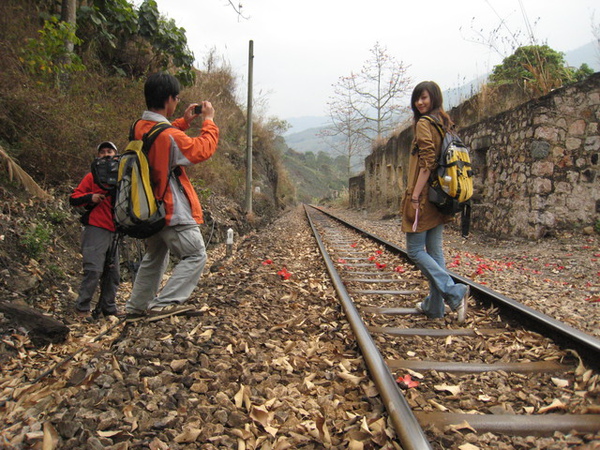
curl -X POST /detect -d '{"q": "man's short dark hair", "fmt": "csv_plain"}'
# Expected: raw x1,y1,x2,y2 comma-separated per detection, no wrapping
144,72,181,110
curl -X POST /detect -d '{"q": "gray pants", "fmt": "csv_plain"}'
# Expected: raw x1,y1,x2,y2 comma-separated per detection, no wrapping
126,224,207,314
75,226,119,314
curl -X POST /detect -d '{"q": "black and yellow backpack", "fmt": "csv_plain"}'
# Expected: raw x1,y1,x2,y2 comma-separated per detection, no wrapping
422,115,474,236
113,121,173,239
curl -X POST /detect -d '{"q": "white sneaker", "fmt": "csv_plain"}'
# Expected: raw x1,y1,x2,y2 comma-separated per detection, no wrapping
147,304,195,322
456,286,469,323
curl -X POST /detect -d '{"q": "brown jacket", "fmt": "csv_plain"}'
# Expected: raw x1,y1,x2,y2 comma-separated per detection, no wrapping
401,116,453,233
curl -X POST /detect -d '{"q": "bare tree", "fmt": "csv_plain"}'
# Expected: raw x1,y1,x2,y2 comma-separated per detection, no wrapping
320,75,370,176
326,42,411,142
322,42,411,175
349,42,411,139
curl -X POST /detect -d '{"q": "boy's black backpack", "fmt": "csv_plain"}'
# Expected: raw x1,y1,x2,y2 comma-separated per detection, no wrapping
90,156,119,191
113,120,173,239
422,115,474,236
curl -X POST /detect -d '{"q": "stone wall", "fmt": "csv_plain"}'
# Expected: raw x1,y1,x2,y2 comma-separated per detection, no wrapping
350,73,600,239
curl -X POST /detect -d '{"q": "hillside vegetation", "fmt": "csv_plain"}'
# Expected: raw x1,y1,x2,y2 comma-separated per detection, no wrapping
0,0,297,218
0,0,311,316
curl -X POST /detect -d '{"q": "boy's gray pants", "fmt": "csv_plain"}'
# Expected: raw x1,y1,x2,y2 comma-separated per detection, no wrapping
126,224,206,314
75,225,119,314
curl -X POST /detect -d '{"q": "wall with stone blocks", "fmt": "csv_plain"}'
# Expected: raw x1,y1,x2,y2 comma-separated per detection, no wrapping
351,73,600,239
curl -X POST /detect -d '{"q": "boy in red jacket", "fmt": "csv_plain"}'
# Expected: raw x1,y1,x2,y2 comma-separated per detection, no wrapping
70,142,120,318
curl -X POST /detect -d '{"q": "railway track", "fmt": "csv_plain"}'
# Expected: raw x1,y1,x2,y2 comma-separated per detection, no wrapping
304,204,600,449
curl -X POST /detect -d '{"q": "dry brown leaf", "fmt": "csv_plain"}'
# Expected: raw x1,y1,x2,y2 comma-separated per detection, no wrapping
315,416,332,445
369,417,386,433
434,384,461,395
174,426,202,443
348,439,364,450
250,404,272,428
230,428,253,440
360,416,372,435
538,398,567,413
551,377,569,388
429,400,449,412
448,420,476,432
459,444,481,450
149,437,169,449
42,421,58,450
97,430,121,438
337,371,364,385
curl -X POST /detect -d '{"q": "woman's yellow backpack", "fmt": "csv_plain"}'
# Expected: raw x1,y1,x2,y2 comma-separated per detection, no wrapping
422,115,474,235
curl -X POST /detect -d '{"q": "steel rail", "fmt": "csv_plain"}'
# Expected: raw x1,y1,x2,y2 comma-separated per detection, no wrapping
311,205,600,367
304,205,432,450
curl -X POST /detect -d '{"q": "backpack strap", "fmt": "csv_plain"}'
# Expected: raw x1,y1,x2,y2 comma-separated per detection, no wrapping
421,114,445,139
142,121,173,155
131,120,174,201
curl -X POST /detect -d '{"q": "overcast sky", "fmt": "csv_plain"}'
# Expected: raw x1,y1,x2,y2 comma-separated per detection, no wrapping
151,0,598,121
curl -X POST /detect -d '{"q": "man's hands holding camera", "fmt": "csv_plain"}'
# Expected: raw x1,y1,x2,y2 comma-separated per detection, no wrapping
184,100,215,124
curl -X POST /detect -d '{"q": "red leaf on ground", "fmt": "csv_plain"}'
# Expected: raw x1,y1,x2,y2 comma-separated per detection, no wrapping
262,259,273,265
396,374,419,389
277,267,291,280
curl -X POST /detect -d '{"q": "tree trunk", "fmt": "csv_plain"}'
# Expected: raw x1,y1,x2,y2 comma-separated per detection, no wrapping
61,0,77,54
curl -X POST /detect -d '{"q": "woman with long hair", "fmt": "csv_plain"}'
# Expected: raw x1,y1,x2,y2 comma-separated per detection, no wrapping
401,81,469,322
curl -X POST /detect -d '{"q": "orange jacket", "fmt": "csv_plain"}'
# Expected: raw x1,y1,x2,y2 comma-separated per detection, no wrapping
133,112,219,225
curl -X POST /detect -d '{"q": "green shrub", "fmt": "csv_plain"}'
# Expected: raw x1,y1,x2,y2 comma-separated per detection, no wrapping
20,221,54,259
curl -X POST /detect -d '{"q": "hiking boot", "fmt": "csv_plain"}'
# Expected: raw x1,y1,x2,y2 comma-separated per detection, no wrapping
455,286,470,323
147,304,195,322
125,311,147,323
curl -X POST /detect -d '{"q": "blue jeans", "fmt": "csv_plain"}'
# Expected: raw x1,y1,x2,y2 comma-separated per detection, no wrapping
126,224,207,314
406,224,468,318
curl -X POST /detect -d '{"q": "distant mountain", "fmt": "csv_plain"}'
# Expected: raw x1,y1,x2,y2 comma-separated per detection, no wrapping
284,126,331,154
283,116,329,136
565,41,600,71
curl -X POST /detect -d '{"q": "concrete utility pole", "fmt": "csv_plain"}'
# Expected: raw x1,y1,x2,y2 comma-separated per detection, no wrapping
244,40,254,214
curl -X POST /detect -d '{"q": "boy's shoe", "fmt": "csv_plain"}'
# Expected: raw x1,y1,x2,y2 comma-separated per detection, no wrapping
125,311,147,323
455,286,470,324
147,304,195,322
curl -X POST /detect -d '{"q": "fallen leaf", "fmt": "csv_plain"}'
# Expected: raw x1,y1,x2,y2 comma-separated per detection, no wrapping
538,398,567,413
42,421,58,450
434,384,461,395
459,444,481,450
396,374,419,389
551,377,569,388
174,426,202,444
